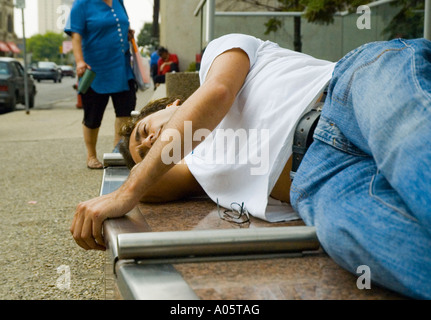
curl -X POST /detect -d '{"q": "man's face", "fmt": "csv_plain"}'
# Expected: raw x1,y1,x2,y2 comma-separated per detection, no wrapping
160,52,169,61
129,100,181,164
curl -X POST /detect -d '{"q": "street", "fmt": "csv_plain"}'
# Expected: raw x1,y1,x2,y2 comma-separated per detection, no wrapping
34,76,77,109
14,75,77,112
0,82,155,299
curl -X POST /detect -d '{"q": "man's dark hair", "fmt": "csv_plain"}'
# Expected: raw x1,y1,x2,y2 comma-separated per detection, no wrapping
119,97,182,170
157,47,168,56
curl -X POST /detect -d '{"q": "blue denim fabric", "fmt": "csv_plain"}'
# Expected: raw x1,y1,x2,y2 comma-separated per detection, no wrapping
290,39,431,299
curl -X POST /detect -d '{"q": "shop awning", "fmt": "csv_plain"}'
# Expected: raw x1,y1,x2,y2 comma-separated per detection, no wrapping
7,42,21,54
0,41,11,53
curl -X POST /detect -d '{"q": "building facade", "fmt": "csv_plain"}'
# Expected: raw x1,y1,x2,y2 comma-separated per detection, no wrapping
38,0,74,35
159,0,403,68
0,0,19,56
159,0,201,73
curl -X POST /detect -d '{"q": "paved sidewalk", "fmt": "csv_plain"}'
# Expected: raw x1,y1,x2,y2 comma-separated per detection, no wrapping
0,86,163,299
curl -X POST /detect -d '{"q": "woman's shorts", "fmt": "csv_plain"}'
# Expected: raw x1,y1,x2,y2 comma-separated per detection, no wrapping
81,79,137,129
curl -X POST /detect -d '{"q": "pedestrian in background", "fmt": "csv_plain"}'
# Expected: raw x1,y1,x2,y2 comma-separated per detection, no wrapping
150,47,160,84
65,0,137,169
153,47,179,88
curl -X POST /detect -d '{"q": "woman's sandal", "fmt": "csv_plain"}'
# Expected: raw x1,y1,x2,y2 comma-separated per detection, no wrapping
87,157,104,170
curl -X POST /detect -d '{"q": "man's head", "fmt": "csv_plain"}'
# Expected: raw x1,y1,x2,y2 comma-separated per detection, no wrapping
157,47,169,61
119,97,182,169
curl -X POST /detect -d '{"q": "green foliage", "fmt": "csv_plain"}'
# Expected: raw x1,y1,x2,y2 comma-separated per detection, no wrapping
300,0,369,24
137,23,159,48
382,0,425,39
27,32,66,64
255,0,370,35
264,17,283,35
273,0,304,11
246,0,425,40
187,61,197,72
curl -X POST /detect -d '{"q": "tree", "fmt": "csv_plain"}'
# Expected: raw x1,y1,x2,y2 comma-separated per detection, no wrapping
382,0,425,39
137,22,159,48
241,0,425,51
27,32,66,64
239,0,370,51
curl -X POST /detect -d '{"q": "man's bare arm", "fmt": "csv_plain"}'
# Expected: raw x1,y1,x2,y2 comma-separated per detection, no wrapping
71,49,250,250
126,49,250,196
139,162,205,203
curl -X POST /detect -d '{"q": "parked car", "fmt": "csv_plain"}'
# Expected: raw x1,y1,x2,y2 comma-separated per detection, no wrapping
32,61,62,83
59,65,76,78
0,57,37,112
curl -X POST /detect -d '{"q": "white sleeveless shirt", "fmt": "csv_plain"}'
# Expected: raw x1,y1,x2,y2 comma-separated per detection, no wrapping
184,34,336,222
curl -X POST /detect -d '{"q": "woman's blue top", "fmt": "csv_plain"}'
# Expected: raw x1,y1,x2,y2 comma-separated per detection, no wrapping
65,0,134,94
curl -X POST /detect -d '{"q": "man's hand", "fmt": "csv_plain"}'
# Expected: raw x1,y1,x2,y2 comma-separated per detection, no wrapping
70,190,137,250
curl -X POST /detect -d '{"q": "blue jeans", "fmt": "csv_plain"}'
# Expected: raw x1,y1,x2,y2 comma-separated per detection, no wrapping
290,38,431,299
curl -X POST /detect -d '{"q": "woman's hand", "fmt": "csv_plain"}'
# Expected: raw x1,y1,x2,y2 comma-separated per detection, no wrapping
76,61,90,78
128,28,135,41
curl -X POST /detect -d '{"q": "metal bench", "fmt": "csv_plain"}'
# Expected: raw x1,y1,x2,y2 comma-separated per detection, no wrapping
101,153,321,300
101,153,404,300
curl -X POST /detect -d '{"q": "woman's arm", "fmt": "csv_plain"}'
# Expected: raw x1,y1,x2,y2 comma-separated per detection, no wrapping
71,32,90,77
71,48,250,250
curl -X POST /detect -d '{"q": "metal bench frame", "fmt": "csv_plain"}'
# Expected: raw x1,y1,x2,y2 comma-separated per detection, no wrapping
101,153,319,300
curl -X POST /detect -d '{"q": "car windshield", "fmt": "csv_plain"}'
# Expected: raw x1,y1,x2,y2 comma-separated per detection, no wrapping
38,62,56,69
0,62,10,75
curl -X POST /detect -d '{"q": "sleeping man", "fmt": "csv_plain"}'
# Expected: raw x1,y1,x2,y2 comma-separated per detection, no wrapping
71,33,431,299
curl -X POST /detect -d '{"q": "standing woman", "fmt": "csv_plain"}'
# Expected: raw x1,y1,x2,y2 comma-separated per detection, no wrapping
65,0,137,169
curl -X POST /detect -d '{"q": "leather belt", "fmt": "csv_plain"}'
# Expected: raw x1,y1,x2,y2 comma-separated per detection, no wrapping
290,89,327,180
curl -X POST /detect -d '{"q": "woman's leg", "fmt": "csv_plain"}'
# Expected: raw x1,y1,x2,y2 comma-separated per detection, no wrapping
81,88,109,169
112,80,137,149
83,125,102,169
114,117,129,147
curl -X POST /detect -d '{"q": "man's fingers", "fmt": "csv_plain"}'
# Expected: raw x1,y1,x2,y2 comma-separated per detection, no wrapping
92,220,106,250
71,210,91,250
81,214,99,250
70,211,77,235
70,193,132,251
71,202,105,251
